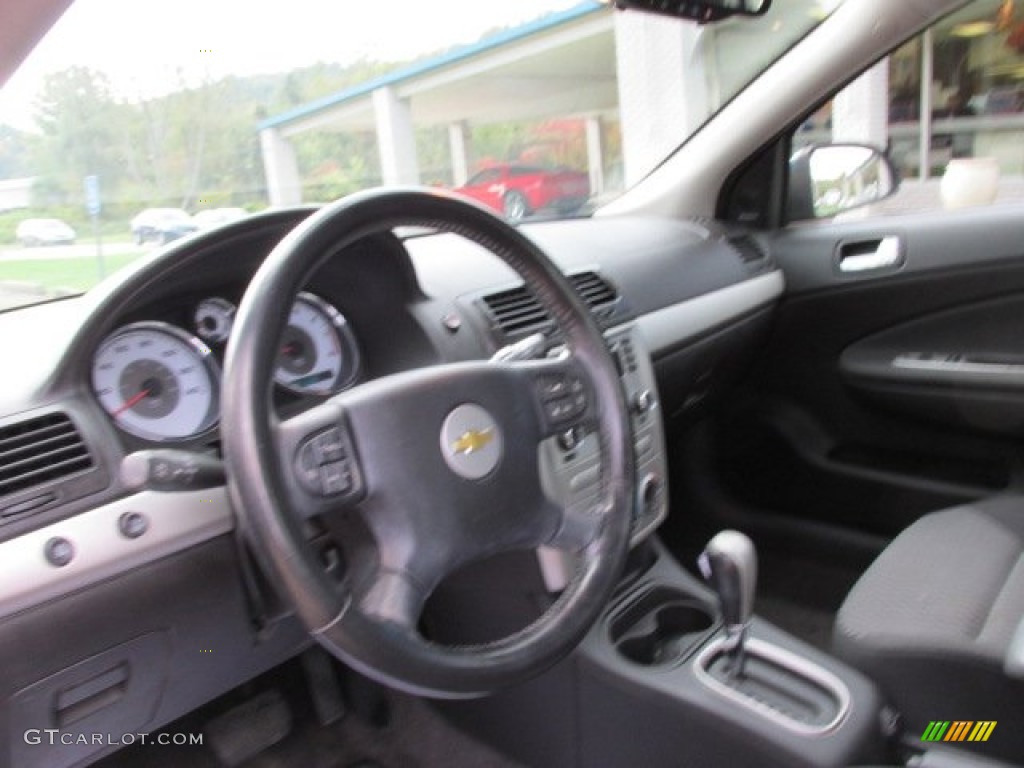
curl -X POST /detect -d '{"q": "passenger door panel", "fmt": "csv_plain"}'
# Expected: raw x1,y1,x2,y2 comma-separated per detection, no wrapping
840,294,1024,436
710,205,1024,538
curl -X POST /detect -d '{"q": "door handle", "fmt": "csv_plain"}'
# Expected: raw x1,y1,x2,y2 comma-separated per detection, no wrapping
837,236,903,273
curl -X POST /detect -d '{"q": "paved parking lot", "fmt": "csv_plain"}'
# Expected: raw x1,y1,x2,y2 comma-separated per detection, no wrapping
0,241,143,262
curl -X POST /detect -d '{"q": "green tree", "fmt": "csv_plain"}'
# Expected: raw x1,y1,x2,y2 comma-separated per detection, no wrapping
0,125,33,178
32,67,119,206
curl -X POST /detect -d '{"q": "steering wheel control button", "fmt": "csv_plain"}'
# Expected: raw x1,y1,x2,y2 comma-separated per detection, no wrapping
535,371,588,427
441,404,503,480
319,462,352,495
543,392,588,424
538,375,570,399
537,372,584,400
545,398,573,422
118,511,149,539
44,537,75,567
311,429,347,464
296,443,320,488
295,427,360,497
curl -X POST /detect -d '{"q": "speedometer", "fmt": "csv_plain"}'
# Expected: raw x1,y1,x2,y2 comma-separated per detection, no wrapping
274,293,361,396
92,322,220,441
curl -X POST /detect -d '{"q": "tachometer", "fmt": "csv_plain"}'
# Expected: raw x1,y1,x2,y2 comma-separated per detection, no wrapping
274,293,360,396
194,297,235,344
92,322,220,441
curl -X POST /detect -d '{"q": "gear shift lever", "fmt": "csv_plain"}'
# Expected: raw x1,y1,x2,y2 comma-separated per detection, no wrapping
698,530,757,678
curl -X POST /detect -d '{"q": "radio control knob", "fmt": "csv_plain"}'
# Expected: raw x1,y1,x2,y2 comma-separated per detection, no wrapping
633,389,653,415
639,474,663,515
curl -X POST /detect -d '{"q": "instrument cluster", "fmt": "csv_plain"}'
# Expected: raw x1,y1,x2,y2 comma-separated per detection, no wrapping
91,293,361,442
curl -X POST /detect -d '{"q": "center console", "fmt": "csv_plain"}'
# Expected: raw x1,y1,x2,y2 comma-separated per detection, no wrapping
438,321,894,768
576,540,889,768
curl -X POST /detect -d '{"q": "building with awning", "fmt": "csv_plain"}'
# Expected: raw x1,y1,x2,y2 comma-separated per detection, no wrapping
259,0,1024,209
258,2,618,206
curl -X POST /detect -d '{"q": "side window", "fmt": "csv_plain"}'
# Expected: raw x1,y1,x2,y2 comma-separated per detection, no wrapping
509,166,544,177
794,0,1023,218
466,169,501,186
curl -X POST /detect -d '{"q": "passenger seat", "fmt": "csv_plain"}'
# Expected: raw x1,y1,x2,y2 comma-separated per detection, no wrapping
833,496,1024,763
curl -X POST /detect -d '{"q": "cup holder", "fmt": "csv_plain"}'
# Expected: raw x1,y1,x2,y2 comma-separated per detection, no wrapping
610,587,715,666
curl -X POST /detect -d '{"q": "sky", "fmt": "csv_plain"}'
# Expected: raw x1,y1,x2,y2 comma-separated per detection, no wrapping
0,0,585,130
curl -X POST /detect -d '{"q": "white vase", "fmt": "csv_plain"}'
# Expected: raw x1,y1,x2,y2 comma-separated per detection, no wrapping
941,157,1000,210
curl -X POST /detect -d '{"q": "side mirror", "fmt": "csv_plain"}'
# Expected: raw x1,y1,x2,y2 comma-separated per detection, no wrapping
788,144,899,221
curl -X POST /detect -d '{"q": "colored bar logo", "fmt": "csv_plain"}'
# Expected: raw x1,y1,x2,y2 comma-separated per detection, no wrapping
921,721,997,742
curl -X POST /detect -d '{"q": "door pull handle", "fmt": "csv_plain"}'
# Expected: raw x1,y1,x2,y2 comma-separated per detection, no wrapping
837,236,903,273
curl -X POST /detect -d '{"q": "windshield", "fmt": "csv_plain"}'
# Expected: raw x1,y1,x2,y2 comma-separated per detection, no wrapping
0,0,840,311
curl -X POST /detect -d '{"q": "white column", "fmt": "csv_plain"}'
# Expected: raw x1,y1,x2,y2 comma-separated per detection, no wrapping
585,116,604,196
614,12,708,188
832,59,890,149
448,121,470,187
259,128,302,206
918,29,934,180
372,86,420,186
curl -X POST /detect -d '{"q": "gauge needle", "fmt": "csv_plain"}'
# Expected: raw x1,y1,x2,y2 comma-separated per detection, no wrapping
112,389,151,418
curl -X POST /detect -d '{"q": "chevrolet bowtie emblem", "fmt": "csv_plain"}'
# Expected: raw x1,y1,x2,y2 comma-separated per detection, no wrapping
451,428,495,455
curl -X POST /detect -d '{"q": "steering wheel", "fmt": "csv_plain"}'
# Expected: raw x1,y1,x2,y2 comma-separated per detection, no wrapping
222,188,635,698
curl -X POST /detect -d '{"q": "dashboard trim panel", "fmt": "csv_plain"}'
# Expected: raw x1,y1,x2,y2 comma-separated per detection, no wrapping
0,487,233,619
637,271,784,357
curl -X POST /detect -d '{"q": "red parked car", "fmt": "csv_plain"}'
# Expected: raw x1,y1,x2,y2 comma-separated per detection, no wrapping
454,163,590,222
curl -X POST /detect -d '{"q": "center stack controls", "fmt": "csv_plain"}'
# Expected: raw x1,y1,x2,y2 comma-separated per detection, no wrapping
541,323,668,545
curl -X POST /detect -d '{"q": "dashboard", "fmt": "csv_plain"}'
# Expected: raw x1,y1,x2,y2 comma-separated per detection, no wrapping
0,206,783,768
91,291,361,444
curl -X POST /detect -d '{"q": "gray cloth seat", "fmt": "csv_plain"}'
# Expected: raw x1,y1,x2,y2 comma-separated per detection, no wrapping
833,496,1024,763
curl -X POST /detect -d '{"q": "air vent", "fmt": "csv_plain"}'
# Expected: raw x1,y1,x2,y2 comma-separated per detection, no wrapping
730,235,770,266
571,271,618,308
0,413,94,498
481,286,550,336
481,271,619,337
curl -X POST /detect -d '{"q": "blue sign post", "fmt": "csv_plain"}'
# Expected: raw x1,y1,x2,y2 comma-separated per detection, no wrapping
84,175,100,217
84,175,105,279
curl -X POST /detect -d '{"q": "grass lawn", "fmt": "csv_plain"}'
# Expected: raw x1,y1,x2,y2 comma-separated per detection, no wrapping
0,251,146,292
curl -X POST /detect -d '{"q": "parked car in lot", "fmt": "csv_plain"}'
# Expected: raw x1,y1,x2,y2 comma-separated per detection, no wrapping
130,208,197,244
192,207,248,230
15,217,75,246
454,163,590,222
4,1,1024,767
